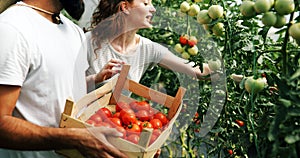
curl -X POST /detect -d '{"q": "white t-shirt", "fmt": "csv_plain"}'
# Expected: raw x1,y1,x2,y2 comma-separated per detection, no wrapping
0,2,88,158
78,0,99,29
85,31,167,83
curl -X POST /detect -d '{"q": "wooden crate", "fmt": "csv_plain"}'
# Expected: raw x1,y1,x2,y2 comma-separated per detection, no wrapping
57,65,186,158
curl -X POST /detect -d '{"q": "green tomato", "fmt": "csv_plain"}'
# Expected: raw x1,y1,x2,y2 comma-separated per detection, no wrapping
289,23,300,40
181,52,190,60
188,4,200,17
273,14,286,28
208,5,224,19
180,1,190,13
240,0,256,17
197,10,212,24
254,0,271,14
187,45,198,56
208,59,221,71
261,12,277,26
174,43,184,53
244,76,266,94
274,0,295,15
212,22,225,36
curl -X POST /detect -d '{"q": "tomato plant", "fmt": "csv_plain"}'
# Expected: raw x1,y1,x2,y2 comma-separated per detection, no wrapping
138,0,300,157
66,0,300,156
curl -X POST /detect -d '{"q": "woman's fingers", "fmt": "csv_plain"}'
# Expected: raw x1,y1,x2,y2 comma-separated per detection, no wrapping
105,59,125,69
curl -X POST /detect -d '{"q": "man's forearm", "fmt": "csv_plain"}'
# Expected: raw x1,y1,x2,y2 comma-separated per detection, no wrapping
0,115,79,150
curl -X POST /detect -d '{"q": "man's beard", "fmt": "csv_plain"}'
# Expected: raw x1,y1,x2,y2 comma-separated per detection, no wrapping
60,0,85,20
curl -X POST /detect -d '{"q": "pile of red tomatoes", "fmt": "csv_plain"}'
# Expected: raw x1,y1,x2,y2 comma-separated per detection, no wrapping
86,100,170,145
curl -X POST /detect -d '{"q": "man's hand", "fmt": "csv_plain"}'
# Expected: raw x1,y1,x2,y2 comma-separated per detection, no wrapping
75,127,128,158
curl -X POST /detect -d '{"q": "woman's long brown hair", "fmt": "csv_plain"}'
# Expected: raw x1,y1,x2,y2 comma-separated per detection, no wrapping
88,0,134,56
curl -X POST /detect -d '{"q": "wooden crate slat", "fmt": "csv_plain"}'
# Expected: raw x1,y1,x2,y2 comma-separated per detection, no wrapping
138,128,153,148
167,87,186,120
74,76,118,116
124,79,174,108
110,65,131,104
59,114,88,128
63,99,75,116
118,94,137,103
78,93,112,121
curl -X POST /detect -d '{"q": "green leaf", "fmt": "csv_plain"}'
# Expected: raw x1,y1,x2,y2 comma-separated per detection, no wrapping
285,134,300,144
279,98,292,108
290,68,300,81
239,77,247,89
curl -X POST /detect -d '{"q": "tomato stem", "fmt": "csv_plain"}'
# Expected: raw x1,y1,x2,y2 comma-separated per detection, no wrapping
282,11,294,77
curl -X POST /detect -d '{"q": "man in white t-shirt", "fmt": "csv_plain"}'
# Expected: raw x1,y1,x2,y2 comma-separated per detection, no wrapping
0,0,127,158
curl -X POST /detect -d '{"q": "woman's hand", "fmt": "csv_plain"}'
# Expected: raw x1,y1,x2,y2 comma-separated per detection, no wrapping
94,59,125,83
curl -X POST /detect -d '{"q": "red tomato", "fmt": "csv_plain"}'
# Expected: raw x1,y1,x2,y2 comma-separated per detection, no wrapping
188,40,196,47
135,120,142,127
149,134,158,145
129,101,139,110
115,126,127,139
150,119,163,129
95,122,112,128
135,101,150,111
116,102,130,112
106,117,122,127
121,113,136,125
235,120,245,127
112,112,121,118
140,121,153,129
179,35,188,45
148,108,156,120
228,149,233,155
126,134,140,144
86,119,96,126
154,112,169,125
126,124,141,135
136,110,150,121
194,112,199,119
89,113,102,124
96,107,112,119
120,108,135,118
152,129,162,136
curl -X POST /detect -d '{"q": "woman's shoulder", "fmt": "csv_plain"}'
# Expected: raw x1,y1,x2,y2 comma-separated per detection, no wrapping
138,35,153,44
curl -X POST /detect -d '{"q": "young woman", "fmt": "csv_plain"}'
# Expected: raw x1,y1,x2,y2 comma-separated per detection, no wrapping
85,0,211,87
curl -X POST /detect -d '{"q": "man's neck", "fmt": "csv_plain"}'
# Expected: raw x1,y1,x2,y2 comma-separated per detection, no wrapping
22,0,63,24
22,0,62,13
